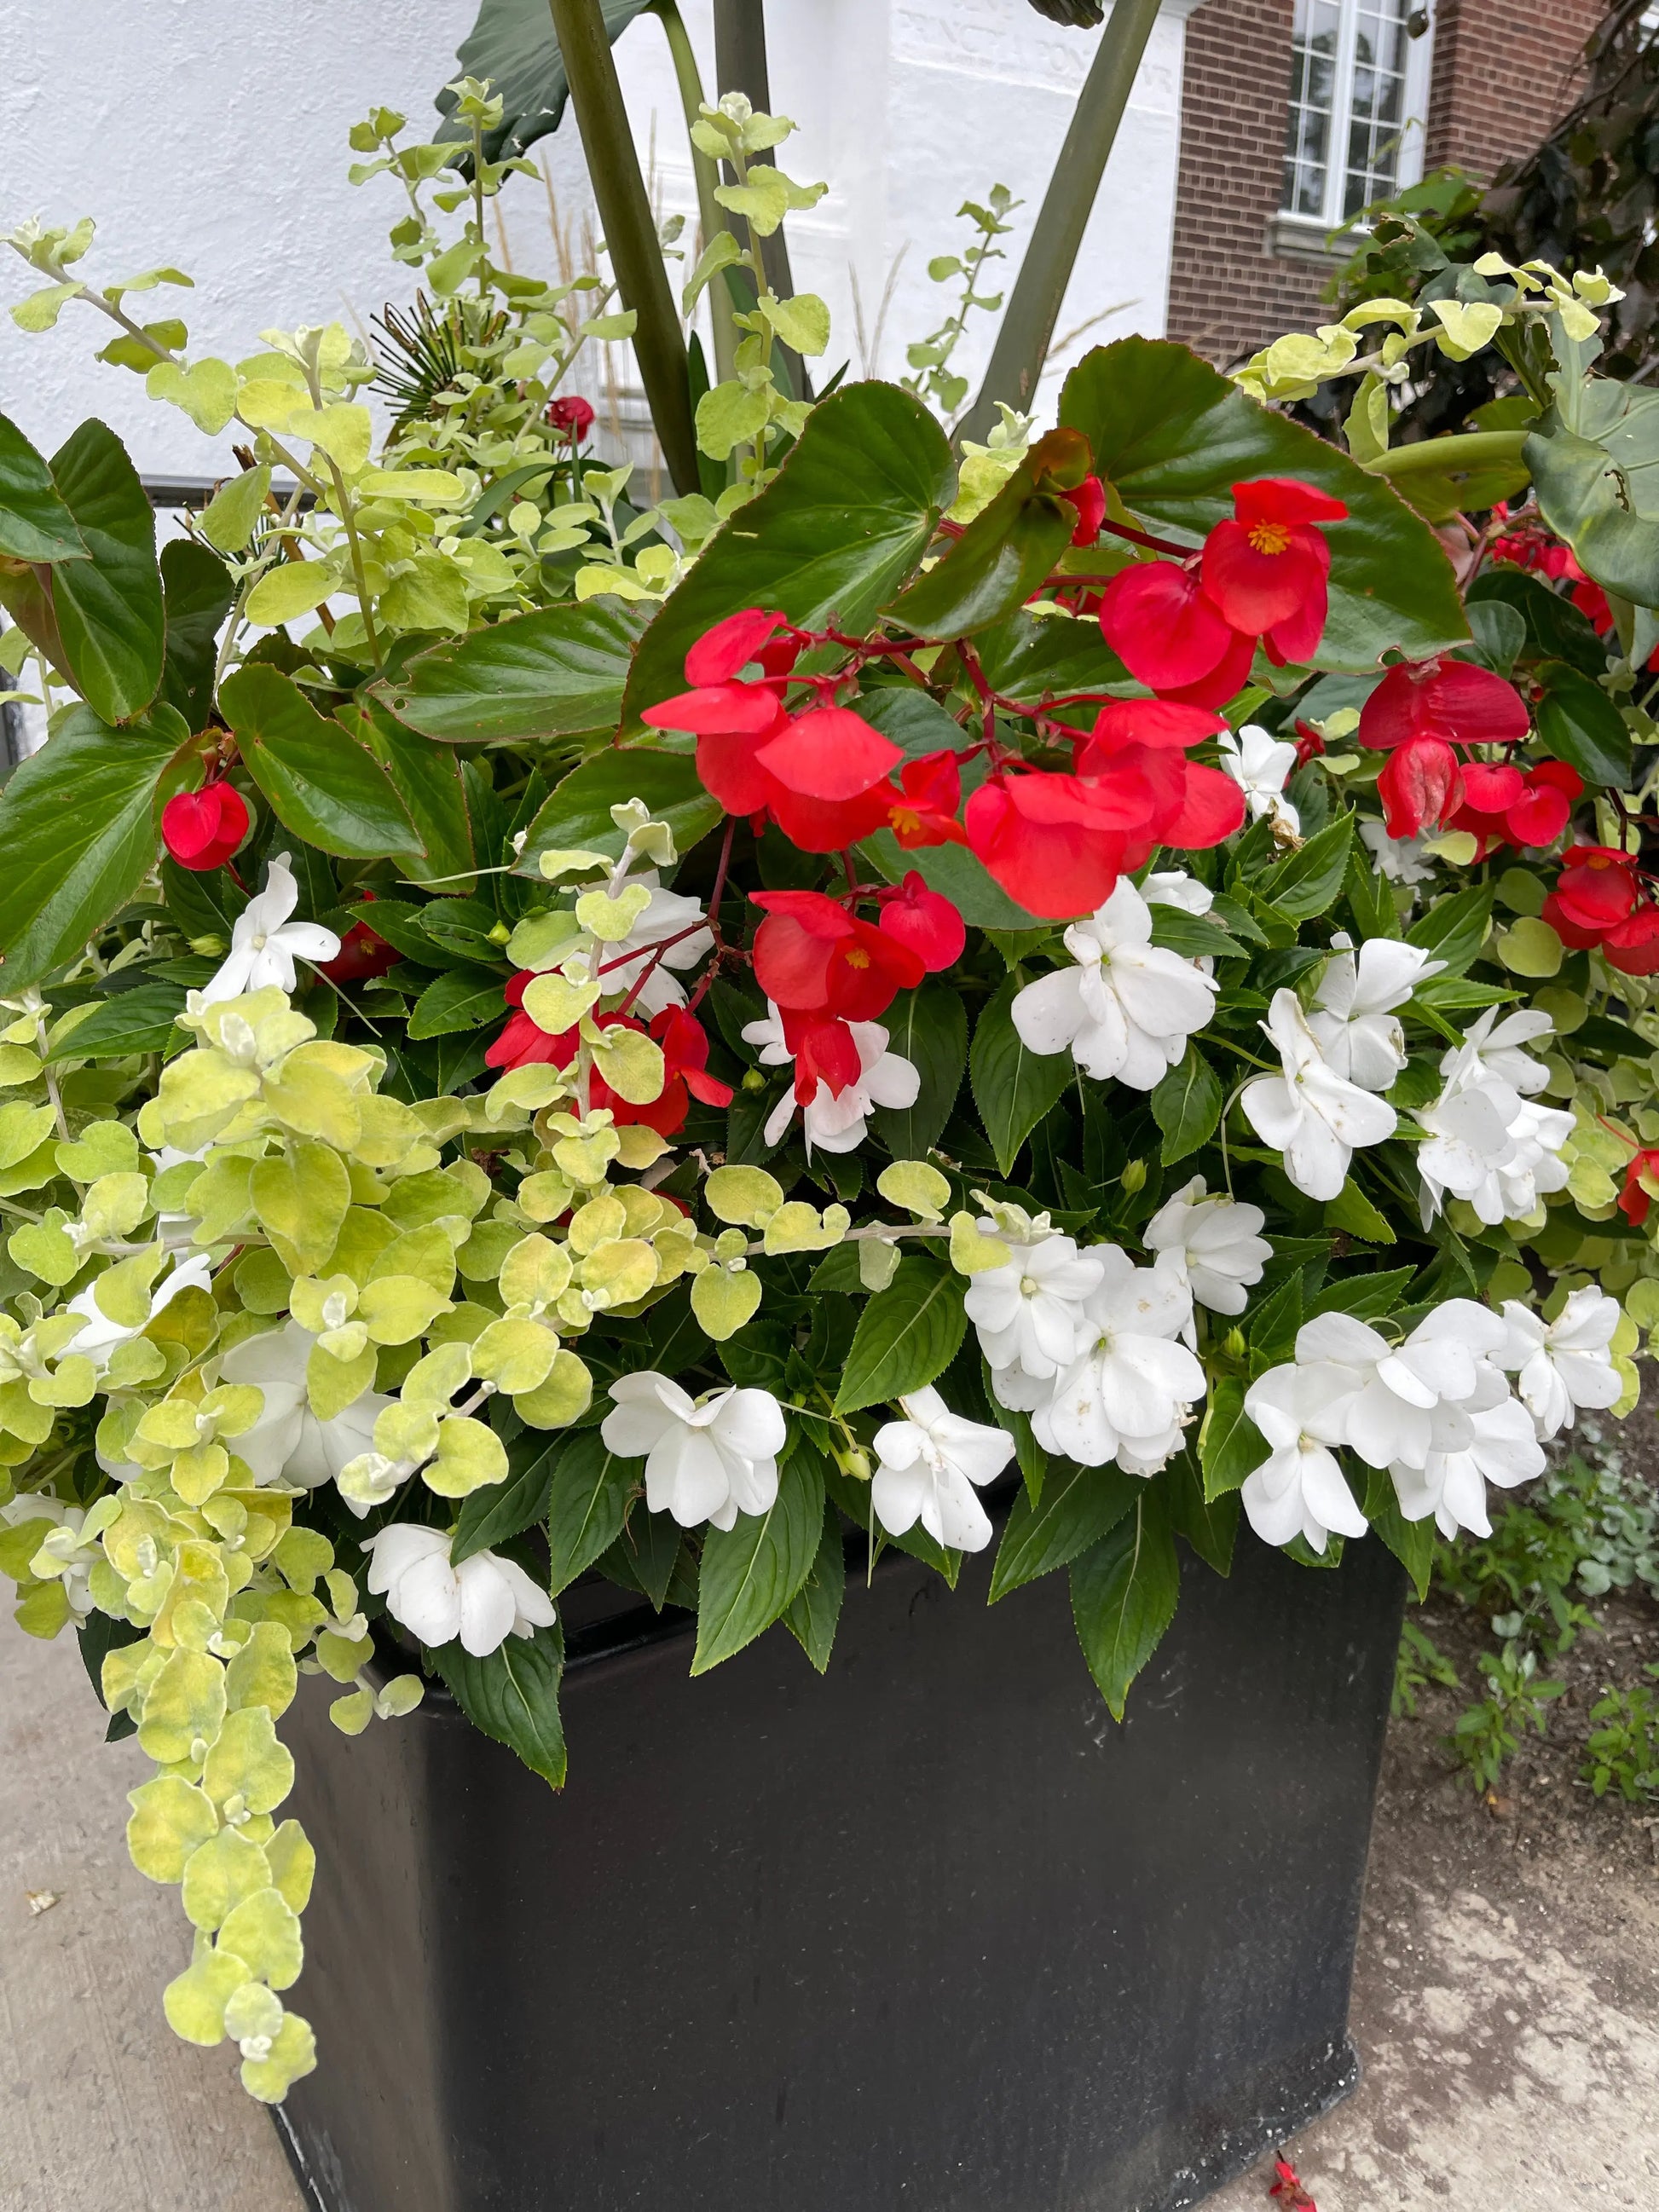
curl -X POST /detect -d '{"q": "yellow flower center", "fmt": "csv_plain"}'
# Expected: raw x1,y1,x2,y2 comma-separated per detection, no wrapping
1246,520,1292,556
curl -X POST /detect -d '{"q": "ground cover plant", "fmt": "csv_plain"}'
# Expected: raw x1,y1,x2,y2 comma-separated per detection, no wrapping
3,3,1659,2114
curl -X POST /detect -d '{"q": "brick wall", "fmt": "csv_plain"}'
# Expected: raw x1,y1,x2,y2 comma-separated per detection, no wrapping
1424,0,1601,179
1165,0,1601,368
1165,0,1332,366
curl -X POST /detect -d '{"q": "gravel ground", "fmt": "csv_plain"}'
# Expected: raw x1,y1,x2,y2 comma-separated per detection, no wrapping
4,1510,1658,2212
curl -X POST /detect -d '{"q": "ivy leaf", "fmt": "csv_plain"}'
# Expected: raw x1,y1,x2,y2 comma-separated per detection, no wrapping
1060,337,1468,670
783,1494,847,1673
1150,1045,1222,1165
433,1620,567,1788
1069,1488,1182,1721
1199,1377,1267,1501
969,972,1073,1177
691,1444,825,1674
516,745,720,876
379,598,645,745
870,982,968,1159
48,419,165,722
452,1429,564,1566
546,1429,636,1596
835,1256,967,1415
219,665,422,858
988,1459,1138,1603
624,383,954,730
0,704,182,987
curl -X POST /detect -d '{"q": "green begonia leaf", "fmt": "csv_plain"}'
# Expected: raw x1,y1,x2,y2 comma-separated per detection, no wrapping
381,598,644,745
47,419,165,721
156,539,235,735
0,408,87,563
517,747,720,875
218,664,423,858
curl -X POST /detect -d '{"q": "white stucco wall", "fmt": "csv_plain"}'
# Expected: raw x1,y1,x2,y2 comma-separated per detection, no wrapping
0,0,1193,484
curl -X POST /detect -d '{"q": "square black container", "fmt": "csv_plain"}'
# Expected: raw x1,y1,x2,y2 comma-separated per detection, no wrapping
275,1524,1402,2212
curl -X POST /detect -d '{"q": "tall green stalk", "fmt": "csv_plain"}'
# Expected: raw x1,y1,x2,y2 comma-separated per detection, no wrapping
711,0,796,305
649,0,740,385
957,0,1165,445
546,0,701,494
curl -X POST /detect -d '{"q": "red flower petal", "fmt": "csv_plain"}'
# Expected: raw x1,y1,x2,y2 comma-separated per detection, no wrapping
1460,762,1526,811
685,608,789,686
1378,735,1461,837
1503,783,1572,847
877,873,966,971
1081,700,1226,761
963,771,1132,920
1099,562,1237,691
781,1008,863,1100
642,682,783,737
755,705,902,800
1060,473,1106,546
1165,760,1247,847
1157,621,1257,709
1232,476,1348,528
1358,656,1529,750
697,726,777,816
1201,517,1327,637
766,777,898,853
161,783,249,872
1604,905,1659,974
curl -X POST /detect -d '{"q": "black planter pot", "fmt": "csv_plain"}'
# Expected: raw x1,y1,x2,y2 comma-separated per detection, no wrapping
274,1525,1403,2212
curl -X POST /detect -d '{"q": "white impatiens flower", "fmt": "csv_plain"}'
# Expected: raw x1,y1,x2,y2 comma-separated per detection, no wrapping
362,1524,557,1657
0,1494,99,1615
1307,936,1442,1092
1359,819,1435,887
218,1320,394,1493
1142,1176,1271,1331
1500,1288,1623,1439
1292,1300,1510,1473
1240,988,1397,1201
199,852,342,1006
602,872,713,1015
1142,870,1215,915
1032,1250,1205,1474
601,1371,786,1531
1415,1008,1573,1226
742,1004,920,1155
1239,1362,1369,1553
1217,723,1300,836
63,1252,215,1369
963,1225,1106,1405
1010,879,1217,1089
870,1386,1015,1553
1389,1395,1546,1539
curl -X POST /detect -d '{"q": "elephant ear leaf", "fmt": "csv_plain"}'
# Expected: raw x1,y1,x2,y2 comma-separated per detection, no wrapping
47,419,166,722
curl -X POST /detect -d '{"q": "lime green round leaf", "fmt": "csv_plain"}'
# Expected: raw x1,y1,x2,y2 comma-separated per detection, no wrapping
218,663,422,857
240,2008,319,2103
181,1827,275,1932
126,1775,219,1884
217,1886,304,1990
201,1703,296,1814
1058,338,1467,671
164,1948,251,2046
47,419,165,721
0,706,182,988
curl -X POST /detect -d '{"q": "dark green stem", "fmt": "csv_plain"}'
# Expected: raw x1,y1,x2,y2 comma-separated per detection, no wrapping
650,0,740,385
710,0,811,400
546,0,701,494
957,0,1165,444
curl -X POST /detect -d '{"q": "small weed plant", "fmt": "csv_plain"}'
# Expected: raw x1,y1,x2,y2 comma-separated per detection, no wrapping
1582,1666,1659,1800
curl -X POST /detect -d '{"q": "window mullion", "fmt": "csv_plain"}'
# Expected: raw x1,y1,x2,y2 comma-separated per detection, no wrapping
1327,0,1361,229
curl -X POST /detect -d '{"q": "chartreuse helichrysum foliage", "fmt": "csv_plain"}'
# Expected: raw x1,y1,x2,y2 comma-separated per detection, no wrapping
0,67,1656,2109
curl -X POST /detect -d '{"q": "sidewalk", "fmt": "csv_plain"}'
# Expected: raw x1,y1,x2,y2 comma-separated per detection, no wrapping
4,1587,1657,2212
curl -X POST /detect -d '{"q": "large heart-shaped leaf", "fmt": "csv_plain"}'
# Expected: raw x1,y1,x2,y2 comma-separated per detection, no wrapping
516,745,721,875
49,419,165,722
0,411,86,563
436,0,653,162
156,540,234,734
0,704,182,986
624,382,955,728
884,428,1089,638
380,599,645,746
218,665,422,858
1059,338,1467,671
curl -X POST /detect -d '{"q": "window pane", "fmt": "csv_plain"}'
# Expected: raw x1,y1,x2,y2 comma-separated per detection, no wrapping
1284,0,1342,219
1344,0,1410,218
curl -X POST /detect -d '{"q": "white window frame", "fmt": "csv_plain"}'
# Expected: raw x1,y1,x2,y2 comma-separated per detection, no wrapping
1278,0,1436,239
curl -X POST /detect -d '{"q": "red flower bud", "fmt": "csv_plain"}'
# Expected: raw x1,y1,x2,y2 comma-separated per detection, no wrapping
160,782,249,872
1376,735,1460,838
546,395,595,438
1059,472,1106,546
876,873,966,971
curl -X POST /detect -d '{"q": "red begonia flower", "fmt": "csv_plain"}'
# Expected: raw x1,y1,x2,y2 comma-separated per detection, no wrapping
1081,699,1227,754
685,608,790,686
1451,759,1581,855
1359,656,1529,751
876,872,966,970
1619,1147,1659,1227
754,705,903,801
161,783,249,872
1603,904,1659,975
1060,473,1107,546
486,970,564,1071
887,750,968,848
1157,620,1257,709
1377,734,1461,838
1076,702,1246,852
750,891,925,1019
780,1006,864,1101
546,395,595,438
1572,576,1613,633
1202,477,1344,660
1292,719,1326,769
623,1006,734,1135
321,915,400,985
963,768,1149,920
1098,561,1240,692
765,777,899,854
1544,845,1640,944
